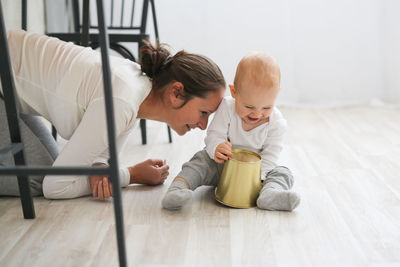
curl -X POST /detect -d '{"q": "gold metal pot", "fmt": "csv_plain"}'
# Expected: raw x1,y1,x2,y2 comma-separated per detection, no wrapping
215,149,262,208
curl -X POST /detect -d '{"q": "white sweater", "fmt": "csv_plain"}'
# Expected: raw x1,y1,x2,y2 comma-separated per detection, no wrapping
205,96,287,178
3,30,152,198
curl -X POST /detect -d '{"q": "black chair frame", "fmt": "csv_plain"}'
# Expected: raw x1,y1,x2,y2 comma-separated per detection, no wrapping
0,0,128,266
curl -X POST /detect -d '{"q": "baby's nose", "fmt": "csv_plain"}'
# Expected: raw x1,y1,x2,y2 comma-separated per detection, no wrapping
252,110,262,117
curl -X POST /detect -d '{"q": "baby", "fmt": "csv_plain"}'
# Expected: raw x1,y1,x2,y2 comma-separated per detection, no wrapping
162,52,300,211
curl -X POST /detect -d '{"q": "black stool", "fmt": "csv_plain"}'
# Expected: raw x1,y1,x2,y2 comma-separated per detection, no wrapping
0,1,128,266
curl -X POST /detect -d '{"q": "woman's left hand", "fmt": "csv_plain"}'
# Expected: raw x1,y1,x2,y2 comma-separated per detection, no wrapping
128,159,169,185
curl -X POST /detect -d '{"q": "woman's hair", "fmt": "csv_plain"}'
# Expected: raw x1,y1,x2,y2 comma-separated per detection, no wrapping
140,41,226,104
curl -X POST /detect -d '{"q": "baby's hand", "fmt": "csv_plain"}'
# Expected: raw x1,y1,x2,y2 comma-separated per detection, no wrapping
215,142,233,163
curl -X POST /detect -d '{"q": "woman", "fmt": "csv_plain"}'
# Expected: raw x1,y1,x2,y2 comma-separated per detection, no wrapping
0,29,226,200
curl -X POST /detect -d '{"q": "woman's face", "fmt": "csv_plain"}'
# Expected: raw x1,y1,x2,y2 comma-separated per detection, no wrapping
169,89,225,135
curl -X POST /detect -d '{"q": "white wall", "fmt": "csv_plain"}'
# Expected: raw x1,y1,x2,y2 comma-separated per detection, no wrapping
153,0,399,106
380,0,400,104
4,0,400,106
2,0,44,33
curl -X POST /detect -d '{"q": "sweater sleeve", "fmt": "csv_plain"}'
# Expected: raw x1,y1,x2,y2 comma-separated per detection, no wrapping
204,98,232,160
42,98,134,199
259,118,287,178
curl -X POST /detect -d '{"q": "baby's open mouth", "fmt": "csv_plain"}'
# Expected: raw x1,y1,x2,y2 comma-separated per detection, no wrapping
247,116,259,122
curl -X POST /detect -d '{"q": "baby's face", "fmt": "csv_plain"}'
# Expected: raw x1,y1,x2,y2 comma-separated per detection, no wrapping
233,84,280,126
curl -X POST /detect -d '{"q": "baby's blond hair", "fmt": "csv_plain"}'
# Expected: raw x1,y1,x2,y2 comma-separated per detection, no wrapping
234,51,280,92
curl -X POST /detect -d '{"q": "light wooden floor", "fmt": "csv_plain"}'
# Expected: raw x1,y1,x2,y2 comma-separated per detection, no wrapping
1,106,400,267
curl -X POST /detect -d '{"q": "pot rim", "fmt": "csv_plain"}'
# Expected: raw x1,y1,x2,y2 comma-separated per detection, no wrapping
228,149,261,164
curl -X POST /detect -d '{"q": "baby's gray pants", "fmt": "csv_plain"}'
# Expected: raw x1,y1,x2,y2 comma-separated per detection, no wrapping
0,98,59,196
177,150,294,191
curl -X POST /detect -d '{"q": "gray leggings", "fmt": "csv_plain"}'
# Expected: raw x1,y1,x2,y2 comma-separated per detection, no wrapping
177,150,294,191
0,98,59,196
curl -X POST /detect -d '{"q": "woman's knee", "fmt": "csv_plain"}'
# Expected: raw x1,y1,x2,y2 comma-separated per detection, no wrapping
42,175,91,199
42,177,64,199
20,114,59,161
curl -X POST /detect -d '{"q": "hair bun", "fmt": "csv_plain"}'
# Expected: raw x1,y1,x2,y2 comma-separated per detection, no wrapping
139,41,171,79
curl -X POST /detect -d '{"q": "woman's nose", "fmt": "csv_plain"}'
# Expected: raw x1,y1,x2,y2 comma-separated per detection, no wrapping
197,117,208,130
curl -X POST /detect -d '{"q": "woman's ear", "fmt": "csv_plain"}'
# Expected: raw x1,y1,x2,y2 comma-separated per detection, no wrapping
169,81,185,108
229,84,236,98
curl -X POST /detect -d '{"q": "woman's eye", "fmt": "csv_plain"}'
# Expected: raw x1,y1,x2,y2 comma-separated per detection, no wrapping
201,111,208,116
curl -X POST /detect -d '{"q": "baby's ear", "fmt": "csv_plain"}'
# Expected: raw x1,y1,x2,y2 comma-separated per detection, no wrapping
229,84,236,98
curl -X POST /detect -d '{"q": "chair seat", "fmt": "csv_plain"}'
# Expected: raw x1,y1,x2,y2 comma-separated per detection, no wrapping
47,33,149,43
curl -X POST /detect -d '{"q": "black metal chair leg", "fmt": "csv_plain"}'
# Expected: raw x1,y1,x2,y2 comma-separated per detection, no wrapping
21,0,27,30
0,1,35,219
81,0,90,47
140,119,147,145
15,167,35,218
51,125,57,140
96,0,127,266
167,126,172,143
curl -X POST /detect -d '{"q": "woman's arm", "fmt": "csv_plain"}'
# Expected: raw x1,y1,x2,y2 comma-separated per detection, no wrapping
42,98,133,199
89,159,169,200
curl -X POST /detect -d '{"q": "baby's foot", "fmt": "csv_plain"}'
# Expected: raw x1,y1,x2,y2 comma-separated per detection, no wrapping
162,181,193,210
257,188,300,211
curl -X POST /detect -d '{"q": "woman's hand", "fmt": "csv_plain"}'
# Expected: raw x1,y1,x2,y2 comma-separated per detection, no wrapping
90,163,113,201
214,141,233,163
129,159,169,185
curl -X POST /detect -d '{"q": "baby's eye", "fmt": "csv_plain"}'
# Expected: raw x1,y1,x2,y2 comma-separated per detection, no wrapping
263,107,271,110
245,106,254,109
